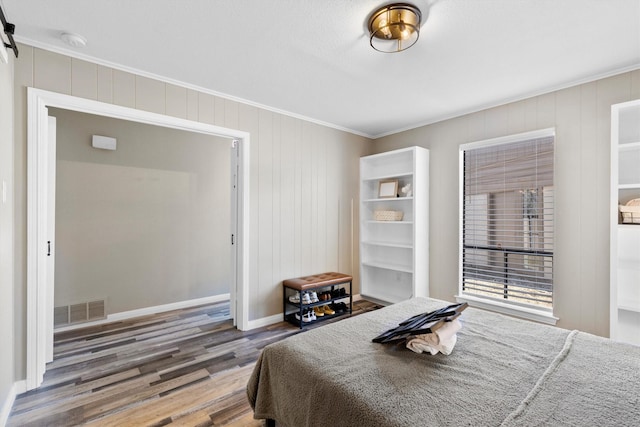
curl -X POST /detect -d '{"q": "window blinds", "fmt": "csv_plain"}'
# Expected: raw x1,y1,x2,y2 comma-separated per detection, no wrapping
461,134,554,308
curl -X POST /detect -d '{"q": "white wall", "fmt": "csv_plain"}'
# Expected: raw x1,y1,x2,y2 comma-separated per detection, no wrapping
50,108,231,315
0,52,15,420
373,70,640,337
12,45,371,380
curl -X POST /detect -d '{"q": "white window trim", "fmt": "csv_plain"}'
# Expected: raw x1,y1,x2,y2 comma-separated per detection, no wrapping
458,128,557,324
455,294,558,325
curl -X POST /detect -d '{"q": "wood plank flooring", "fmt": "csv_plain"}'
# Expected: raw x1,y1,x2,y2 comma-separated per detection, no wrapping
8,300,381,426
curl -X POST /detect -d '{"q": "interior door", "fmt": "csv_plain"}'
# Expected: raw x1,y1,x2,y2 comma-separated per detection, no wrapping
46,116,56,363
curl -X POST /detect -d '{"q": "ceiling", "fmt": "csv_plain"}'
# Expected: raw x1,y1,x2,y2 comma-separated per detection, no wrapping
3,0,640,138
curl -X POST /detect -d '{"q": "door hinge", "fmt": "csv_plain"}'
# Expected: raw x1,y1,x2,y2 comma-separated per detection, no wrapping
231,234,234,245
47,241,51,256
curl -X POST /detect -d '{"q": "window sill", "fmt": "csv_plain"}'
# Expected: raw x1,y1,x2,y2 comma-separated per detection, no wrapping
455,294,558,325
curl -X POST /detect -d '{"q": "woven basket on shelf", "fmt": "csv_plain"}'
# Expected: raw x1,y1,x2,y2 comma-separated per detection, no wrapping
374,210,404,221
619,198,640,224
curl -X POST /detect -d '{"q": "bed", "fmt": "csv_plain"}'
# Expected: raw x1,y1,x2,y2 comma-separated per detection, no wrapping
247,297,640,426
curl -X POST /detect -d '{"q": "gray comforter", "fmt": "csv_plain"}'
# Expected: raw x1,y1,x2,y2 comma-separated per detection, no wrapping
247,297,640,426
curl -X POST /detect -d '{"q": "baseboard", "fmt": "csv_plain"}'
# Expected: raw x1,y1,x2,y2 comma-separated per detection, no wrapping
12,381,26,396
0,380,24,427
55,294,231,332
246,313,283,330
54,293,364,332
245,294,363,330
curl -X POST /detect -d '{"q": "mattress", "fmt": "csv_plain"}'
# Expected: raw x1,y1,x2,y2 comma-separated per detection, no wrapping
247,297,640,427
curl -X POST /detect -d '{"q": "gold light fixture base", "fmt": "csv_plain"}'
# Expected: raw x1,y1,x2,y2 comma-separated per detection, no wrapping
368,3,422,53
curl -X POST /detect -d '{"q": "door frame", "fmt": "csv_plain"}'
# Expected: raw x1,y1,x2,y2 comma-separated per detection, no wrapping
45,116,56,364
26,87,251,390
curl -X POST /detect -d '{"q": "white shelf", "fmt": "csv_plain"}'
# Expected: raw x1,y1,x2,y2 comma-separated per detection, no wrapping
363,197,414,203
619,224,640,231
360,291,408,305
611,99,640,345
619,303,640,313
362,240,413,249
362,172,413,182
618,183,640,190
619,141,640,150
365,220,413,225
360,146,429,304
362,261,413,273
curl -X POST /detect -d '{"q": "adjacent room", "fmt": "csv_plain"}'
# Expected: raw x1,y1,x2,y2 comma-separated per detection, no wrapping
49,108,233,325
0,1,639,426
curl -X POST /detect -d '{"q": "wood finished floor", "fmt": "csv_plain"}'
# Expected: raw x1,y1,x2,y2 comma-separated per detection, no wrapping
8,300,381,427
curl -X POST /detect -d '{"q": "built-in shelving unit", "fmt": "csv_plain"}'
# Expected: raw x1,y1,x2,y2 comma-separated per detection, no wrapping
359,146,429,304
611,99,640,346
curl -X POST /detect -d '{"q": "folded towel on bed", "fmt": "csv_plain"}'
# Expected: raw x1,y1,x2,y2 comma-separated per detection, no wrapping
406,334,458,355
406,319,462,355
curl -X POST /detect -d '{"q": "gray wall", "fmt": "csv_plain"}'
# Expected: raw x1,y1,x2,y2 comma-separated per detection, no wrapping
50,108,231,315
0,54,15,415
13,45,371,381
373,70,640,336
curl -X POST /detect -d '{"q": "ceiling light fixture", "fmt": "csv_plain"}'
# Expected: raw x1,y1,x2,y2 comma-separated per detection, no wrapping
368,3,422,53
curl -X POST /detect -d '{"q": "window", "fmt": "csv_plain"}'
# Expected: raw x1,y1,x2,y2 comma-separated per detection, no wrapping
459,129,554,314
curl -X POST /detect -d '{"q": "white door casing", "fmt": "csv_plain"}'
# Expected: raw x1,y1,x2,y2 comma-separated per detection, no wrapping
46,116,56,363
26,87,251,390
230,140,239,325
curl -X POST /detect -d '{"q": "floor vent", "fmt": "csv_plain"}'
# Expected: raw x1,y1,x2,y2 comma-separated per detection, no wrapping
54,300,106,328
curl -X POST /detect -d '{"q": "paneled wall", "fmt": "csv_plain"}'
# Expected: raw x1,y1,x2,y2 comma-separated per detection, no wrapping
13,45,371,379
373,70,640,336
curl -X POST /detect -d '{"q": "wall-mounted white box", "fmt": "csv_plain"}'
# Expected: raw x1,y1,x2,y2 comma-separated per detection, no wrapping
92,135,117,150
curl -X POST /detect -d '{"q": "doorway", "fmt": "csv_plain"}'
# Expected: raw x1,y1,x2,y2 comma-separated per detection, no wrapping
49,107,233,329
26,88,251,390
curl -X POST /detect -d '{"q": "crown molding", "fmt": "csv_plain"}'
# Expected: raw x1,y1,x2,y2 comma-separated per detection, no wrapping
15,36,375,139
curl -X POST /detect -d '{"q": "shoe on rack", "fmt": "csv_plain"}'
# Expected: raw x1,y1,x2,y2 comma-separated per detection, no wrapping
302,292,312,305
310,291,319,303
296,310,314,323
339,288,346,297
322,305,335,315
306,310,316,322
331,302,347,313
289,291,301,304
313,306,325,317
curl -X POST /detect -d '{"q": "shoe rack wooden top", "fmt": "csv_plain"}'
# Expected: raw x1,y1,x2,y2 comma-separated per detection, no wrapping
282,272,352,291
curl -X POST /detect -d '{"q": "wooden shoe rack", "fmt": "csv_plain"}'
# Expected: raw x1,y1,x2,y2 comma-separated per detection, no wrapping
282,272,353,329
